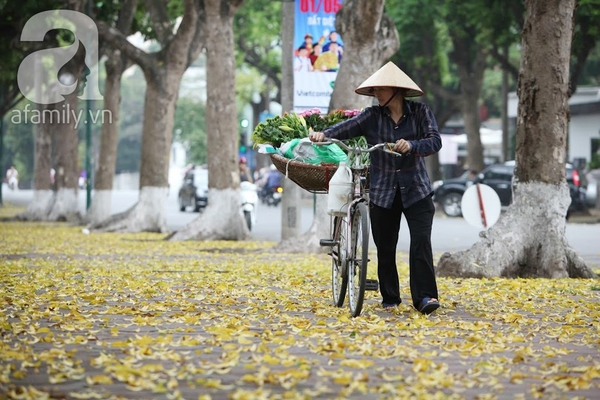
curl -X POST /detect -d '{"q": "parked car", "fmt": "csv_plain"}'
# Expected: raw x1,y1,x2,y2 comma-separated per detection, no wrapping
433,161,587,218
178,168,209,212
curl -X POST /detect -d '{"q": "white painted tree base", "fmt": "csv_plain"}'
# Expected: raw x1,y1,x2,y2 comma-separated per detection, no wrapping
437,182,596,278
19,189,81,222
169,189,250,241
86,190,112,226
91,186,168,233
270,194,330,253
20,190,54,220
47,188,80,221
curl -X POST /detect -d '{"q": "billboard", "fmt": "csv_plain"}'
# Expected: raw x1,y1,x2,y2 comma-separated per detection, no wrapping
293,0,344,112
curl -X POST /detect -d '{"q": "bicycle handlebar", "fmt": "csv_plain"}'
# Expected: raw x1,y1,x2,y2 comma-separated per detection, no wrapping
313,137,404,157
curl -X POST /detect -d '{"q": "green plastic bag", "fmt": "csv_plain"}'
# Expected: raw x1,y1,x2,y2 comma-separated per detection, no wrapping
281,138,347,165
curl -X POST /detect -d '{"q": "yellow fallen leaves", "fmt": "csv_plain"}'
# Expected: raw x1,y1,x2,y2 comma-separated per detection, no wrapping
0,221,599,399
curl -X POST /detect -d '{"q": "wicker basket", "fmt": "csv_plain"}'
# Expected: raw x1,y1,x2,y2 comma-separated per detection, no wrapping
270,153,340,193
270,153,369,194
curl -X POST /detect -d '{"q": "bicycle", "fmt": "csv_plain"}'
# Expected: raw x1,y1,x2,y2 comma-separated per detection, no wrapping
316,138,402,317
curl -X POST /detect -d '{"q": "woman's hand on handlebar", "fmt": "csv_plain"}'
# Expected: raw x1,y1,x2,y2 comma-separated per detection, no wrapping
309,131,326,142
392,139,411,154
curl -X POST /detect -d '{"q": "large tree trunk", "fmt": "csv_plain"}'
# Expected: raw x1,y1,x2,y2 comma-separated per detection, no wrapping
47,94,81,221
21,53,83,222
87,0,136,225
93,0,205,233
21,96,81,222
272,0,400,253
92,75,175,232
87,52,127,225
169,0,247,241
437,0,597,279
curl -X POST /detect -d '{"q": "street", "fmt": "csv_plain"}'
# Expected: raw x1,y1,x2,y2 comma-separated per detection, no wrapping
2,185,599,267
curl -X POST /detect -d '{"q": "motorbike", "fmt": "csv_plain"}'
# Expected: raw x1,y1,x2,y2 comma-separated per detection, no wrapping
240,181,259,230
260,185,283,206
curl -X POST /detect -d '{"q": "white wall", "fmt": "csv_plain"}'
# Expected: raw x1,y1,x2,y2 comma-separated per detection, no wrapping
569,114,600,162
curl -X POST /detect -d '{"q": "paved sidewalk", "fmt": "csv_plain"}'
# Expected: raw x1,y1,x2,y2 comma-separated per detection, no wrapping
0,221,599,400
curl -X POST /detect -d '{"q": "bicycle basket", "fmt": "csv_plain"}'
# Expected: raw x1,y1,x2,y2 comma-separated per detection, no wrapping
270,153,369,194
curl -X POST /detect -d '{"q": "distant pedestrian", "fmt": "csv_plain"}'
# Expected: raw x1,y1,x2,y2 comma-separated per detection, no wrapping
6,166,18,190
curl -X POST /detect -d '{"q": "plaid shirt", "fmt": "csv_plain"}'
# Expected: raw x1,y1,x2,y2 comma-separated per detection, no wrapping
323,100,442,209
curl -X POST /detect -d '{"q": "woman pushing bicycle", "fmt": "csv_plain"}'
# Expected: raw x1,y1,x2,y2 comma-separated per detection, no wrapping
308,61,442,315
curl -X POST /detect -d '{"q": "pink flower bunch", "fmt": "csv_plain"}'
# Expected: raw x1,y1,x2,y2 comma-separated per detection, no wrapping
298,108,324,117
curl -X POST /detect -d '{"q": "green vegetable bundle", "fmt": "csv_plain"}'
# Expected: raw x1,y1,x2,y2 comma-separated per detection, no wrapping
251,113,309,148
251,108,370,164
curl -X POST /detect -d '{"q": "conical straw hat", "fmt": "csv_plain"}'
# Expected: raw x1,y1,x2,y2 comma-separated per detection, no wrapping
355,61,424,97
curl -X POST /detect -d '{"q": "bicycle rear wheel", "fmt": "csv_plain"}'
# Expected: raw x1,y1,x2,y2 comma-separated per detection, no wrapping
348,202,369,317
331,216,348,307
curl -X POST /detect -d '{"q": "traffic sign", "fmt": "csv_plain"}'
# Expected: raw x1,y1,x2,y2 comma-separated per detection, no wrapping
461,183,501,229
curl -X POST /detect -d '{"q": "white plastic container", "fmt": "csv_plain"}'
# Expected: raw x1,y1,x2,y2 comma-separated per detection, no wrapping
327,162,353,216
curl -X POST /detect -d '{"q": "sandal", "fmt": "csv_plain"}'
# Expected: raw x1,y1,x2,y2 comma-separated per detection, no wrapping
419,297,440,315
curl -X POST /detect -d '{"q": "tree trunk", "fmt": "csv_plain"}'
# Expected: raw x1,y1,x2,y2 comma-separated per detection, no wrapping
92,74,176,233
271,0,400,253
87,0,136,225
169,0,247,241
437,0,597,279
93,0,205,233
21,103,54,220
451,41,487,173
279,0,302,240
87,52,127,225
329,0,399,112
427,98,459,182
46,94,81,222
21,57,83,223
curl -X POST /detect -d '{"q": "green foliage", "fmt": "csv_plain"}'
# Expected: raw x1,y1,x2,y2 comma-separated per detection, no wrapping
173,98,207,165
234,0,282,69
1,103,34,185
589,152,600,170
0,0,72,114
122,0,184,43
234,0,282,110
115,65,145,173
385,0,457,100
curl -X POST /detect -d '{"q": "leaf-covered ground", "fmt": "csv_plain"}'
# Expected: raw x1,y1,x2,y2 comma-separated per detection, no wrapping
0,215,599,400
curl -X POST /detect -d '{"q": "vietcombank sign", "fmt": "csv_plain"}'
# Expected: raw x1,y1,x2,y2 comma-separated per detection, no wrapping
293,0,344,112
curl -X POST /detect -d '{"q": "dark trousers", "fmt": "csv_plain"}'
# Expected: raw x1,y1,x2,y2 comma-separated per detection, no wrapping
370,192,438,309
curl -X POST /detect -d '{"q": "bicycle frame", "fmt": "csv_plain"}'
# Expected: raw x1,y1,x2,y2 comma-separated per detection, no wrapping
318,138,402,316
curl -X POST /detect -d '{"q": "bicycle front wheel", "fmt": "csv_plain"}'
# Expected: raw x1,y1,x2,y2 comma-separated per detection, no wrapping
348,202,369,317
331,216,348,307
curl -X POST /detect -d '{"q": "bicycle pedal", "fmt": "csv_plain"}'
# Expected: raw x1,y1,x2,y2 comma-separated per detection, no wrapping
319,239,337,247
365,279,379,291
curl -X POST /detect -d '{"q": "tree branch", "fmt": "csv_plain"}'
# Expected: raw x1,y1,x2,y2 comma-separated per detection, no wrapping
169,0,206,69
96,21,155,73
237,37,280,88
143,0,175,44
489,45,519,81
569,19,596,97
117,0,139,34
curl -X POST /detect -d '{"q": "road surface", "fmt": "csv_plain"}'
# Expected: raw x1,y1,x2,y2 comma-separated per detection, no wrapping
2,185,599,268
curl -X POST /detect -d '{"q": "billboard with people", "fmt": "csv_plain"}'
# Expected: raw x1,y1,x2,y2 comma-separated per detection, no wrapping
293,0,344,112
